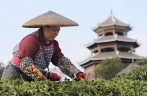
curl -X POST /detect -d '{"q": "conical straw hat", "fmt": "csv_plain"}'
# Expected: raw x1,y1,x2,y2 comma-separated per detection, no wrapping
22,11,79,28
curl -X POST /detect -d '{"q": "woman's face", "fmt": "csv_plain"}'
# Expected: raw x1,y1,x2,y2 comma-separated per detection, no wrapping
43,25,60,42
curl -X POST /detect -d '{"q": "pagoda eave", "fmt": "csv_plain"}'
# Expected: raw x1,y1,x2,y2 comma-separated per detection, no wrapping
85,36,140,48
92,25,132,33
78,51,143,66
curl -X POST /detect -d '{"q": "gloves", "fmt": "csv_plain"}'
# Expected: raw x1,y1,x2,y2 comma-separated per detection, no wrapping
48,72,61,81
38,68,61,81
76,72,87,81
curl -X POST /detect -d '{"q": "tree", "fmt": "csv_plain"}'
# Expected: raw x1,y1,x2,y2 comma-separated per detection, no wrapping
94,57,126,80
0,62,5,78
135,57,147,66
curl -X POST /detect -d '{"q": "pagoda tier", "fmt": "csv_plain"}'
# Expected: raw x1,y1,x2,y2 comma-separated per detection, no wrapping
85,34,140,49
92,13,132,33
84,34,140,54
78,51,142,68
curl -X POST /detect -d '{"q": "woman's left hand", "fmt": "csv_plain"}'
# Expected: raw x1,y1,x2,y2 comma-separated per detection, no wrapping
76,72,88,81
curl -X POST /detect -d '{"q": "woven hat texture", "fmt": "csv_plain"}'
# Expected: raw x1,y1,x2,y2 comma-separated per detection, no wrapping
22,11,79,28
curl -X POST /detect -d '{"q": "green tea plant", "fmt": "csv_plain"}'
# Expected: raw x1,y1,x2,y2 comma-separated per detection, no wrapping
1,65,147,96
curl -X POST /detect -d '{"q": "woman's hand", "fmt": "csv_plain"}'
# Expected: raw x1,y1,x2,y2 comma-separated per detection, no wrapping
76,72,88,81
48,72,61,81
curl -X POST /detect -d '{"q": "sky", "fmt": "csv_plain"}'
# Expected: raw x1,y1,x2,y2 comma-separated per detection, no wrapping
0,0,147,71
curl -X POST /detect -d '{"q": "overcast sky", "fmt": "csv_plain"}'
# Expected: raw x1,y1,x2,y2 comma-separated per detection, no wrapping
0,0,147,71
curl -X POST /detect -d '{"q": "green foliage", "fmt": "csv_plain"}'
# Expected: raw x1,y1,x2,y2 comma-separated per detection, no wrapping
0,62,5,78
135,57,147,66
115,64,147,81
94,57,126,80
1,62,147,95
1,72,147,96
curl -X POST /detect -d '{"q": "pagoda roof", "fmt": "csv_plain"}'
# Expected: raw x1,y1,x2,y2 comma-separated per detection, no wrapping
85,34,140,48
78,51,143,66
116,63,139,76
91,13,132,33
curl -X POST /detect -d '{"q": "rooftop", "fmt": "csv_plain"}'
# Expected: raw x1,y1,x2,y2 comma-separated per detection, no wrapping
91,13,132,33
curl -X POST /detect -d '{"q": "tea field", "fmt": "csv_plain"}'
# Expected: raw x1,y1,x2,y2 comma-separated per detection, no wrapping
0,65,147,96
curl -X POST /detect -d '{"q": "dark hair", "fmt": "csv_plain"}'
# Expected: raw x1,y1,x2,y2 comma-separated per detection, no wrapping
40,27,43,30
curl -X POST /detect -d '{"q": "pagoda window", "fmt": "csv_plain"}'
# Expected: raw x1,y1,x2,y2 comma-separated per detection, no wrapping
101,47,114,52
118,47,130,52
116,31,123,36
93,50,98,53
105,32,113,36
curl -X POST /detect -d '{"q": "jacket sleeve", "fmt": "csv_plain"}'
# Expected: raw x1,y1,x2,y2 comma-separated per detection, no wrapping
19,57,47,80
56,56,81,79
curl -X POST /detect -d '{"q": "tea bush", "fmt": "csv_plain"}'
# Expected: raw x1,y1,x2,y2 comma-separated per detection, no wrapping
1,65,147,96
114,64,147,81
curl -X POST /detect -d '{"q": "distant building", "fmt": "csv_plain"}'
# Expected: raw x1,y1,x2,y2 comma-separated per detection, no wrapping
78,12,143,80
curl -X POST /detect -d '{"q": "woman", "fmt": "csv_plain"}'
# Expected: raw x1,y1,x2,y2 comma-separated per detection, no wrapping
1,11,87,81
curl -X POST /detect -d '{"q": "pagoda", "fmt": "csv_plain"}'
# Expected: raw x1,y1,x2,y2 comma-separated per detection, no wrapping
78,12,143,80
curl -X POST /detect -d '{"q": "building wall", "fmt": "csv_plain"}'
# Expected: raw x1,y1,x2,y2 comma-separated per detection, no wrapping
84,65,95,80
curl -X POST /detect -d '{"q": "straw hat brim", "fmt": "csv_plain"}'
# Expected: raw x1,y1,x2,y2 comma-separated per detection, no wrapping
22,11,79,28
